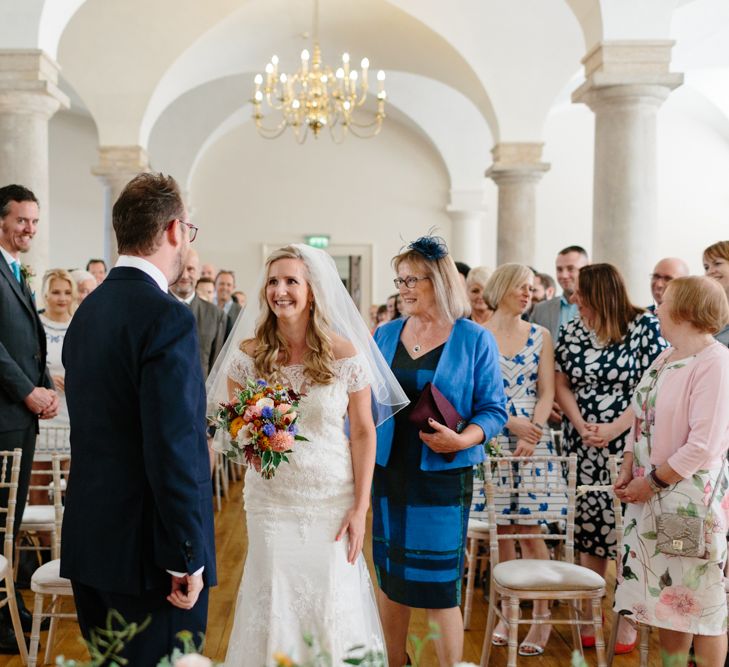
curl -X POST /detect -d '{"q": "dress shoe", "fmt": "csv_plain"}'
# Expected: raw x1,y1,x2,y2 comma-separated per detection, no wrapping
0,623,21,655
13,591,49,633
614,639,637,654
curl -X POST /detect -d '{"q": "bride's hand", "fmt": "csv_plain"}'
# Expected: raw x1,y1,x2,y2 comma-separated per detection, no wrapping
336,507,367,564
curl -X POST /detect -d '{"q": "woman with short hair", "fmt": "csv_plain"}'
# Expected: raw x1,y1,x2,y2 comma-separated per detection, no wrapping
372,236,507,667
614,276,729,667
555,263,667,651
466,265,493,326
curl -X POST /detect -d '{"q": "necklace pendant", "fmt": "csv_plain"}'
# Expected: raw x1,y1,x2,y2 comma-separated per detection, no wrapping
413,344,421,353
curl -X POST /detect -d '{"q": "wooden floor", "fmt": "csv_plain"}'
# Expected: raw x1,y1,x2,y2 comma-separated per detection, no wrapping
2,477,664,666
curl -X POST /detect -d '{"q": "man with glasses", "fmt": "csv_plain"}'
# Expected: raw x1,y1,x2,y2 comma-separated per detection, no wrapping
648,257,690,313
61,173,215,665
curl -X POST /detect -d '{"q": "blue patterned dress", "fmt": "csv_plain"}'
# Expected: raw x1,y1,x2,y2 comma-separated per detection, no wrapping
491,325,567,523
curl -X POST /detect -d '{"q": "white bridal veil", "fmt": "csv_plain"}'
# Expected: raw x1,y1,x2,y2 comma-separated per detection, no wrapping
205,243,408,427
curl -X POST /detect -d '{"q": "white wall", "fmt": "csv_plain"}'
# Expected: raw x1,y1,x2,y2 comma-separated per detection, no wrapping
188,119,453,306
48,110,104,271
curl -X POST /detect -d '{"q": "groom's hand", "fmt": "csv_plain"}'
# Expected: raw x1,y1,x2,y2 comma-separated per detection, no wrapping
167,573,204,610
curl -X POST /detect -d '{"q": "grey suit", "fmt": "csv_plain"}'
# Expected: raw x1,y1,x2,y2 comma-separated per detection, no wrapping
530,296,563,342
225,300,242,338
0,254,53,536
189,295,227,378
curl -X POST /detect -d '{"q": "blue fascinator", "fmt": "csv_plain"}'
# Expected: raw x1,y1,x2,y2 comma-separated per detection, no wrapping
408,235,449,261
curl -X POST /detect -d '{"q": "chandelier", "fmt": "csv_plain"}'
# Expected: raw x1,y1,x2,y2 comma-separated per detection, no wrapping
252,0,387,143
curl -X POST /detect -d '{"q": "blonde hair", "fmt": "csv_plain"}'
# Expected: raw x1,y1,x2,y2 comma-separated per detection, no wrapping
466,266,492,290
42,269,77,315
703,241,729,264
244,246,336,385
483,264,533,311
391,249,470,322
665,276,729,334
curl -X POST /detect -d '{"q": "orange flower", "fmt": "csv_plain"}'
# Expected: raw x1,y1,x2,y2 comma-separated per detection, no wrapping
229,417,245,439
273,653,294,667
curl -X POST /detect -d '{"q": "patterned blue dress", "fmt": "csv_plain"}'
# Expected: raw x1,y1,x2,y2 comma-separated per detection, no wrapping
491,325,567,524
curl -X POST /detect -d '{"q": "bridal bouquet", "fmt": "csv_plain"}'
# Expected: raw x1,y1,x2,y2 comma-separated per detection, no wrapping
210,378,308,479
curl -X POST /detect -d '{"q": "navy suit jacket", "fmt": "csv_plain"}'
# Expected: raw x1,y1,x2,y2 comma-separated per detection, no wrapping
60,267,216,595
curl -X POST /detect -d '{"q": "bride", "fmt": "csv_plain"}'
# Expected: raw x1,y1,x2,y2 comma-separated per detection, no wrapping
206,245,407,667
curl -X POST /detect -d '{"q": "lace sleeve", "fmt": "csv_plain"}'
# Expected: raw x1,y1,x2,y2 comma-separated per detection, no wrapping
339,354,372,393
227,349,255,387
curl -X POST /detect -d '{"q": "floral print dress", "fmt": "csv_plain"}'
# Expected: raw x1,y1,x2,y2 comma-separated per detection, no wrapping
614,355,729,635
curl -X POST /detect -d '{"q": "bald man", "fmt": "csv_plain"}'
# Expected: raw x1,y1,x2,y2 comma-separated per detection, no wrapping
649,257,690,312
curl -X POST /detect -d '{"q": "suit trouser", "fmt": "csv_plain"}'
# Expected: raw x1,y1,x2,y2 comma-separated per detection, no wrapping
0,423,37,541
71,580,209,667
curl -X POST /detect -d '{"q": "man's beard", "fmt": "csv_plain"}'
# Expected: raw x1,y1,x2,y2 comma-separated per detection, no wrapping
171,247,186,286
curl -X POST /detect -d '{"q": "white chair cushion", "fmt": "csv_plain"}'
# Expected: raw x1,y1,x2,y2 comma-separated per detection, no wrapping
493,558,605,592
30,559,73,595
467,518,490,534
0,554,7,577
21,505,56,526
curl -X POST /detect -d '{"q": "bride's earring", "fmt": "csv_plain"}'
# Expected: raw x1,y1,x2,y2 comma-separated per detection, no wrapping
310,301,315,312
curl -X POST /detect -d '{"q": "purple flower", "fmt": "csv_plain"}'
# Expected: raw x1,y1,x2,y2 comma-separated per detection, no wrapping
262,423,276,437
261,406,274,419
288,424,298,435
256,379,267,386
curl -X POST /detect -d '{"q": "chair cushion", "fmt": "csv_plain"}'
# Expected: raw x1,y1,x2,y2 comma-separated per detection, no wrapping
0,554,7,577
493,558,605,591
30,559,73,595
21,505,56,526
467,518,490,534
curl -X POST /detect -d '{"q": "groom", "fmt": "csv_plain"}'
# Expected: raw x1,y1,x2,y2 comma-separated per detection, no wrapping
61,173,216,665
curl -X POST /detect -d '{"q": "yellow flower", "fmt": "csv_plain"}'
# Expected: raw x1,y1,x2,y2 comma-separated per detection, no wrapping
272,653,294,667
229,417,245,439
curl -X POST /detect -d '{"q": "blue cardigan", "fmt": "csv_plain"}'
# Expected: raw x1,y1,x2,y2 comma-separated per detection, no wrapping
374,317,507,471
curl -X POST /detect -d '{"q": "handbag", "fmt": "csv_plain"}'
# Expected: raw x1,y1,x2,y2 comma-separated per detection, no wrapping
409,382,468,462
644,358,726,559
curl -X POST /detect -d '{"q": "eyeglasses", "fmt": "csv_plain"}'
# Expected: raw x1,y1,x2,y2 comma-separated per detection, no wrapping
650,273,674,283
177,219,198,242
393,276,430,289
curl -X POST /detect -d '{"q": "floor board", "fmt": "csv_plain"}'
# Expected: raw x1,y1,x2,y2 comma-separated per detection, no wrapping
1,477,664,666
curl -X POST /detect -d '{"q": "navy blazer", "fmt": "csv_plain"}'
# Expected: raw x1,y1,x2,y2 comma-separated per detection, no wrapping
0,255,53,432
60,267,216,595
374,317,508,471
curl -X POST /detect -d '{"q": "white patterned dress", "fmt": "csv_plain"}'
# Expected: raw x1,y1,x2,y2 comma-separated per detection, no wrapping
224,350,385,667
490,325,567,523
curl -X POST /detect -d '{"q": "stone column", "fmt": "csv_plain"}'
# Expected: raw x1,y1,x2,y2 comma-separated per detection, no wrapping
0,50,69,280
92,145,149,263
486,143,550,266
446,189,487,268
573,41,682,300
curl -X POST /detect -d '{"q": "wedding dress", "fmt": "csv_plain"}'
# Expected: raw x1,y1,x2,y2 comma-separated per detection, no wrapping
224,349,386,667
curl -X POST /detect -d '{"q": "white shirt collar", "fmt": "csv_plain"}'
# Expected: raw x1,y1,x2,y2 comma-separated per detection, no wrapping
0,245,18,269
172,291,195,305
116,255,168,292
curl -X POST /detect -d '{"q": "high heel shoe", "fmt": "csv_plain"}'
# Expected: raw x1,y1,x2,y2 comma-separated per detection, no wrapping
580,612,605,649
519,613,552,657
491,623,508,647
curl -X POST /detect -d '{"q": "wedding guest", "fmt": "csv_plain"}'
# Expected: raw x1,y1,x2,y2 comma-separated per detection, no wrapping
39,269,77,437
0,184,58,647
703,241,729,346
613,276,729,667
554,263,666,651
466,265,492,326
375,304,388,325
86,258,107,285
215,269,241,334
532,272,556,305
232,290,247,308
455,260,471,292
200,262,216,281
648,257,689,313
373,235,507,667
531,245,589,342
195,277,215,303
70,269,97,305
483,264,565,656
385,293,399,321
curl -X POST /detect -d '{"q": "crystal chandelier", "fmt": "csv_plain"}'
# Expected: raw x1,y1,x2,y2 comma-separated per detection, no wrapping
252,0,386,143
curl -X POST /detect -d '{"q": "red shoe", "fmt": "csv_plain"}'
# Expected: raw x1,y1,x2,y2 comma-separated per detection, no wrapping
580,612,605,649
614,639,637,655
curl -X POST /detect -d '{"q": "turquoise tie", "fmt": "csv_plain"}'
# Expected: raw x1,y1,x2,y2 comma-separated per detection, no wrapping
10,260,21,283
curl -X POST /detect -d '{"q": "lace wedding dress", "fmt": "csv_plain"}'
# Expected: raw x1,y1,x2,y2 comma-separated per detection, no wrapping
224,350,385,667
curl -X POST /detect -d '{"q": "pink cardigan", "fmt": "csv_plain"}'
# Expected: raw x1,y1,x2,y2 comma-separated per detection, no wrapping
627,341,729,478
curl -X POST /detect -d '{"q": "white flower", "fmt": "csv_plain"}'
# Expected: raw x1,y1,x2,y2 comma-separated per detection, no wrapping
453,663,479,667
255,397,275,410
174,654,213,667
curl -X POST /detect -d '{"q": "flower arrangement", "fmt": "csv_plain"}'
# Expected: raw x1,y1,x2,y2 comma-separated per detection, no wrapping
209,378,308,479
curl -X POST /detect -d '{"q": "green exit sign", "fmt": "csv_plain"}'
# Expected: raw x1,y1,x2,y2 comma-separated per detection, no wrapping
305,235,330,249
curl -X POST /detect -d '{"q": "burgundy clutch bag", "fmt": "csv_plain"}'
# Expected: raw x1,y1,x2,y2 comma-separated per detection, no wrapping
409,382,467,462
